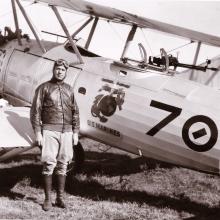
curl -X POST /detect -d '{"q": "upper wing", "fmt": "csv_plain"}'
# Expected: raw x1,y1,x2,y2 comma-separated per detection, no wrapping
26,0,220,47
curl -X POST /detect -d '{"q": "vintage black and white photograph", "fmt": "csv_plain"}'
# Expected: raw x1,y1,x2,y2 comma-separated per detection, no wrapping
0,0,220,219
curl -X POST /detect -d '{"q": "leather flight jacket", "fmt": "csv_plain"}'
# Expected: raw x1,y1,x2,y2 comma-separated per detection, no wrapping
30,79,80,133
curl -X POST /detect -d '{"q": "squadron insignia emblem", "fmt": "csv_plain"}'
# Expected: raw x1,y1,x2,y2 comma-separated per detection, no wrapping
91,84,125,123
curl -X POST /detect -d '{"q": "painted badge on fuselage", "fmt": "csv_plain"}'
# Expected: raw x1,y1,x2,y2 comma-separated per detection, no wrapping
91,84,125,122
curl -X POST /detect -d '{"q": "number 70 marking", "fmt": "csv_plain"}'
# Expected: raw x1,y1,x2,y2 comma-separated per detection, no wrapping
146,100,182,136
146,100,218,152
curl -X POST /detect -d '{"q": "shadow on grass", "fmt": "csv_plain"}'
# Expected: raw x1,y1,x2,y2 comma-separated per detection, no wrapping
0,151,219,219
0,163,42,200
0,150,149,200
72,150,176,177
66,177,220,219
69,151,220,219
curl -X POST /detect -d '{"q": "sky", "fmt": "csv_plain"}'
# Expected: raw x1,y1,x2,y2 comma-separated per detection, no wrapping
0,0,220,64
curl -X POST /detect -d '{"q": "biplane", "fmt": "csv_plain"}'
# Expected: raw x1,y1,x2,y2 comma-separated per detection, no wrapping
0,0,220,174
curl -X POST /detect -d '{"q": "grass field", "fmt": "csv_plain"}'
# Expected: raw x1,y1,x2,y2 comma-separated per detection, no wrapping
0,138,220,219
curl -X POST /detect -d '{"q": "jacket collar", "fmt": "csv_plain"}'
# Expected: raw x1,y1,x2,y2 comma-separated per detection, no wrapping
50,78,65,85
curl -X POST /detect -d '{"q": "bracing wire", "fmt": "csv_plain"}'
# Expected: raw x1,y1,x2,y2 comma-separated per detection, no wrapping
107,22,124,44
107,21,139,59
0,1,40,38
0,2,35,18
54,16,89,35
0,9,14,18
0,1,90,45
154,41,195,57
63,8,91,18
140,28,195,57
165,41,195,53
140,28,154,56
1,1,88,42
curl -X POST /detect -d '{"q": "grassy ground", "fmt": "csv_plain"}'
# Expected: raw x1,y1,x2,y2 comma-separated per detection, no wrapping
0,138,220,219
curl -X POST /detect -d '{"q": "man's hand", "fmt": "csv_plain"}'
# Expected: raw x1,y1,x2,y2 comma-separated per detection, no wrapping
35,131,43,147
73,133,79,146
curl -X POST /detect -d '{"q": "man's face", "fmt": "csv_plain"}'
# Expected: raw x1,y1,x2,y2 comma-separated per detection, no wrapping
53,65,67,81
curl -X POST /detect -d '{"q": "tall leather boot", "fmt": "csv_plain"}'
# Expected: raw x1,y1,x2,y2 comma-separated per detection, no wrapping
42,175,52,211
55,175,66,208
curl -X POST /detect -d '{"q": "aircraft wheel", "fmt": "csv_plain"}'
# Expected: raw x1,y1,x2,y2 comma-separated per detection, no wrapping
68,142,85,175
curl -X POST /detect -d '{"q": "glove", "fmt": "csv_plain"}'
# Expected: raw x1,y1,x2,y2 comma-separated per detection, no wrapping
35,131,43,147
73,133,79,146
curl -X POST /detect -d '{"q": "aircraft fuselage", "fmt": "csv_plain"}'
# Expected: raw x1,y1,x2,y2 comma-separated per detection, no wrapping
1,38,220,173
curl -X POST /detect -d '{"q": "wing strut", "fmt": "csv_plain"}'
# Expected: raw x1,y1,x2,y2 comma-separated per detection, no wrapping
85,17,99,49
51,5,84,64
11,0,22,45
15,0,46,53
190,41,201,80
120,25,137,61
71,16,94,39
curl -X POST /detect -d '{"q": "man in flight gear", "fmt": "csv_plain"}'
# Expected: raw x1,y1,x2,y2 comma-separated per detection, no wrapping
30,59,80,211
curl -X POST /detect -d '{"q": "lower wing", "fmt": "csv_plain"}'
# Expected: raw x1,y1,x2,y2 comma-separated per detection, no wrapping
0,106,35,161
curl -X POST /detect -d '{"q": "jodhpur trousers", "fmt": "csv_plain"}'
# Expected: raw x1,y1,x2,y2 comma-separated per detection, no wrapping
41,130,73,176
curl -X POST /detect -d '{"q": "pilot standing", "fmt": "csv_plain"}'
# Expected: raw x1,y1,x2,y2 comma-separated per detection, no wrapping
30,58,80,211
